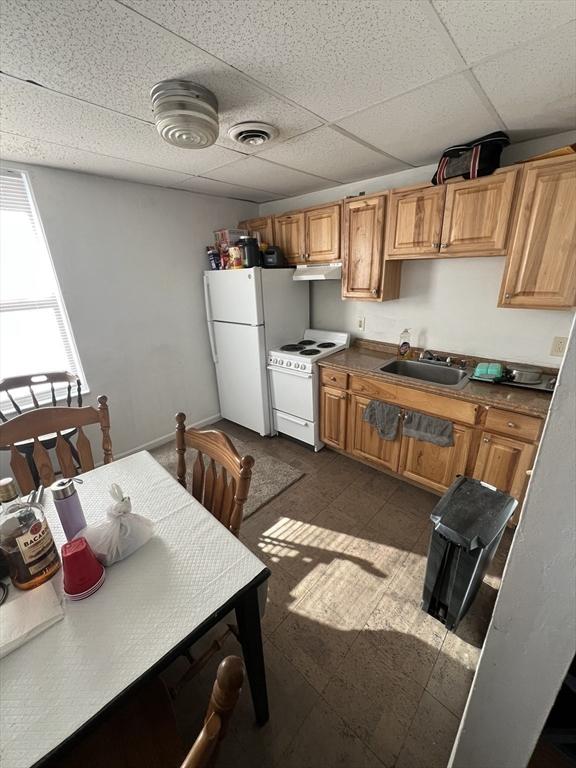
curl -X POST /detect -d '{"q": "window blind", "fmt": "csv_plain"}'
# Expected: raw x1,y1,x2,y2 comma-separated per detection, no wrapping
0,169,87,408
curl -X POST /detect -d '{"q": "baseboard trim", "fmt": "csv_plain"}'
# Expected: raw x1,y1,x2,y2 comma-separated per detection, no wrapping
114,413,221,460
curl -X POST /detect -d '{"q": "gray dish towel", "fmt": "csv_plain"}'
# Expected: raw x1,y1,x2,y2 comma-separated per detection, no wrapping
403,410,454,447
363,400,401,441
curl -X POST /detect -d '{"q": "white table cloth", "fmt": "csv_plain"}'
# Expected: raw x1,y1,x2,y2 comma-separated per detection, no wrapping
0,451,268,768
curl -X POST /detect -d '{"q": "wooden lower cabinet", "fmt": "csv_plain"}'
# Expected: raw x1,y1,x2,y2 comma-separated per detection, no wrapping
347,394,401,472
399,425,473,494
319,375,541,524
472,432,536,502
320,386,347,449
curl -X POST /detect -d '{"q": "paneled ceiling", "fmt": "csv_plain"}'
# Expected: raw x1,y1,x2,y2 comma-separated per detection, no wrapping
1,0,575,202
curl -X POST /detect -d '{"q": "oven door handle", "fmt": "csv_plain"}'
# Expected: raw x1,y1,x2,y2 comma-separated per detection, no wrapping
267,366,312,379
278,413,309,427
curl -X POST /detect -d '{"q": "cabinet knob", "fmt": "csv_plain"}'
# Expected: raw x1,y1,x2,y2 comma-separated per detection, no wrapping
340,394,346,400
507,421,517,428
440,243,448,249
505,293,511,299
483,437,491,443
432,242,439,248
329,376,336,381
371,288,378,296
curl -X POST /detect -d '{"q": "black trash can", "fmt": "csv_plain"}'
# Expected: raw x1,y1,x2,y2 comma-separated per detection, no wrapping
422,476,517,631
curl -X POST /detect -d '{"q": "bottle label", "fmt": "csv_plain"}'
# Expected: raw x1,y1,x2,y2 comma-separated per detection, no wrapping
16,520,56,566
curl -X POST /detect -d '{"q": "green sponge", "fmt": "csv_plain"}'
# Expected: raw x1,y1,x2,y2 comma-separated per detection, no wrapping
473,362,504,381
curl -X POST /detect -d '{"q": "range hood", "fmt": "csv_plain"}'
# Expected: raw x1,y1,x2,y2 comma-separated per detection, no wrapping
293,262,342,281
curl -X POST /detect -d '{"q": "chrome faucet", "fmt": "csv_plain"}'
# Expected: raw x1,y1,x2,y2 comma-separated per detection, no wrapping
419,350,469,370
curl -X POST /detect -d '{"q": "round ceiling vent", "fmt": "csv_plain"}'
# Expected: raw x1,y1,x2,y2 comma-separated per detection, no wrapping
150,80,218,149
227,122,279,147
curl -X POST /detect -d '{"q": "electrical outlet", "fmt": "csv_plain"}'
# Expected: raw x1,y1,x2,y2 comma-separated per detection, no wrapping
356,316,365,332
550,336,568,357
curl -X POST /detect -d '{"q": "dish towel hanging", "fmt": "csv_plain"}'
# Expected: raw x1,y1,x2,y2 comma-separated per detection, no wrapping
403,410,454,447
363,401,401,441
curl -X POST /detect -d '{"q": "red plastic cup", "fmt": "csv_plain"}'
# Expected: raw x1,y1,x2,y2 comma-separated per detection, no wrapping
62,537,105,598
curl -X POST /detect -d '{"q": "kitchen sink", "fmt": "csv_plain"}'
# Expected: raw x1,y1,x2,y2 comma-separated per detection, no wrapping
376,359,470,389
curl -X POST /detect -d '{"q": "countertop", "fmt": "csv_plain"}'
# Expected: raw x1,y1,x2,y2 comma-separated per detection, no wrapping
319,347,553,418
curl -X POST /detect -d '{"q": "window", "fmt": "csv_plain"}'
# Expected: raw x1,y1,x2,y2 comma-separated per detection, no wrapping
0,169,87,407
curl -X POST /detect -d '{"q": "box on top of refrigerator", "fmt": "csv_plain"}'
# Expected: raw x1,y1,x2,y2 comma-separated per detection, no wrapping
214,228,248,246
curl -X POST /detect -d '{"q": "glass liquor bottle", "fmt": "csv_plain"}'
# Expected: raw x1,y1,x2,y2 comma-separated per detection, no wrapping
0,478,61,590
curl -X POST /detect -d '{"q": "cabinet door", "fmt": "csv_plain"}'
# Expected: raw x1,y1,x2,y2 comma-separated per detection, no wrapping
342,195,401,301
305,204,340,262
399,424,472,494
274,213,305,264
320,386,347,449
386,185,445,259
239,216,275,245
347,394,401,472
473,432,536,502
440,167,518,256
499,156,576,309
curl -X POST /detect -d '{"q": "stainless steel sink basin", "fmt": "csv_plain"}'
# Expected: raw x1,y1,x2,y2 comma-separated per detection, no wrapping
377,359,470,389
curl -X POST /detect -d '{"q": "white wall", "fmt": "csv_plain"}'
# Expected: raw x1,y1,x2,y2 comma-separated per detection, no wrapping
260,131,576,367
449,315,576,768
1,162,257,456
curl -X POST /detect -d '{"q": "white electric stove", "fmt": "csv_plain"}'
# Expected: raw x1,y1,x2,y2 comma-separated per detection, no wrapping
267,329,350,450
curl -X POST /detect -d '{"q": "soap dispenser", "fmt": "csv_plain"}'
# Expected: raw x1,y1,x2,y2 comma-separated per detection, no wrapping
398,328,411,359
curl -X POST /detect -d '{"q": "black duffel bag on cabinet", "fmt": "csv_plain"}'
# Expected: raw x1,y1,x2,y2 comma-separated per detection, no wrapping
431,131,510,185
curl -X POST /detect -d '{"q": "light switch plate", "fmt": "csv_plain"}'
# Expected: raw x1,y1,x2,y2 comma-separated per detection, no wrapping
356,316,365,331
550,336,568,357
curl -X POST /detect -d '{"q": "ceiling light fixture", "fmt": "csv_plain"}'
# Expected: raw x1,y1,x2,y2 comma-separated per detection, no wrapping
228,122,279,147
150,80,218,149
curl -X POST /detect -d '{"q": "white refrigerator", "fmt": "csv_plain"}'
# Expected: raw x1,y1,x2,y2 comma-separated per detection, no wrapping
203,268,310,435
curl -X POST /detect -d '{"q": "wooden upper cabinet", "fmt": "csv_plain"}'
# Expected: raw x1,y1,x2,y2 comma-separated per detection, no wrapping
399,424,473,494
239,216,275,245
440,167,518,256
305,204,340,262
320,385,347,450
342,195,401,301
386,185,446,259
274,212,305,264
347,393,401,472
499,155,576,309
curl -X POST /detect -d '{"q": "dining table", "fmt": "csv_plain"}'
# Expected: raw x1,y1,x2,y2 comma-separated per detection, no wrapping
0,450,270,768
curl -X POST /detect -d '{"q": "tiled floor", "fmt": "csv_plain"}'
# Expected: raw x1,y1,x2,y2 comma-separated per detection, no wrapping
173,420,512,768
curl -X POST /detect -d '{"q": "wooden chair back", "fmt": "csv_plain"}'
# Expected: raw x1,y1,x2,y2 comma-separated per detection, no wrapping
0,371,82,422
181,655,244,768
175,414,254,537
48,655,244,768
0,396,113,494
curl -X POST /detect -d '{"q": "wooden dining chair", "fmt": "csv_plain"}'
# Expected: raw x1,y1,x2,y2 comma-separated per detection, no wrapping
175,413,254,538
51,656,244,768
0,371,83,421
0,395,113,494
0,372,84,483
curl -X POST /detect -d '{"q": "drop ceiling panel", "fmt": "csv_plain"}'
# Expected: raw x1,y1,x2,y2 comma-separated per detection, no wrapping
205,157,337,196
0,133,193,187
174,176,283,203
337,73,502,165
0,0,321,152
256,126,410,182
433,0,576,64
0,76,241,175
126,0,463,120
473,23,576,136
